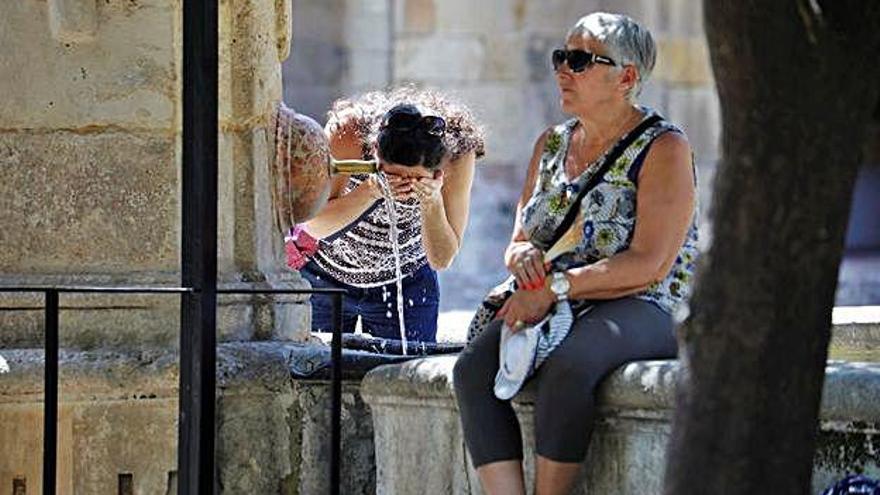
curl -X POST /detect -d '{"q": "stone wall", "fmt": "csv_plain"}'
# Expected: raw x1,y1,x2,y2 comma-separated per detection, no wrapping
0,343,376,494
0,0,310,347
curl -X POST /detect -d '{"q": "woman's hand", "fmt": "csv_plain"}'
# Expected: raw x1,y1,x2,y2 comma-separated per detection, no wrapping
413,170,445,206
354,175,383,201
505,242,548,290
383,173,413,201
383,170,446,203
496,286,555,332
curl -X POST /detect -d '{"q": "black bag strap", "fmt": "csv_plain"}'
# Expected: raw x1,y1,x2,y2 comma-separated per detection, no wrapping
548,114,662,245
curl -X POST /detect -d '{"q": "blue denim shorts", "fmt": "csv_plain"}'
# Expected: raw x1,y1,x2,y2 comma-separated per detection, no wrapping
302,262,440,342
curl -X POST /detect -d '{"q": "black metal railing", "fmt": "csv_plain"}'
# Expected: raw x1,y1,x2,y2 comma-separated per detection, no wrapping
0,286,346,495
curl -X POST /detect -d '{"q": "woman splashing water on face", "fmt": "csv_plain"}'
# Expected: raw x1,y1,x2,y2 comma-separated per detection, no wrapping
301,87,485,344
453,12,700,495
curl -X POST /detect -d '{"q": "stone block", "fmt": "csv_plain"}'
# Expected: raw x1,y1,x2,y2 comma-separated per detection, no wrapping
0,277,310,349
343,0,391,51
0,284,182,350
0,131,178,273
71,400,178,494
419,0,518,34
220,0,286,124
639,80,669,113
483,33,529,82
0,131,183,347
665,86,721,163
363,357,472,494
48,0,98,43
653,36,714,87
519,0,603,35
0,0,177,130
282,38,349,86
288,381,377,495
0,404,75,494
217,390,295,494
344,48,392,89
281,86,341,126
450,82,554,166
664,0,706,37
394,35,486,84
598,0,663,33
526,34,561,82
400,0,436,34
289,0,346,44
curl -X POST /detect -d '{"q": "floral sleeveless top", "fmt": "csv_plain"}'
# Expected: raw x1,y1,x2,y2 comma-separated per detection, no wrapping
522,109,700,314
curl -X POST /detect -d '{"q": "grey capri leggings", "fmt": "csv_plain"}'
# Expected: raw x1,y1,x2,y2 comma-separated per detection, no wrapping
453,297,677,466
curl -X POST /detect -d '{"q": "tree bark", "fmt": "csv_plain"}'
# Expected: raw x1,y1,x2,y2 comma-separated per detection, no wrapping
663,1,880,494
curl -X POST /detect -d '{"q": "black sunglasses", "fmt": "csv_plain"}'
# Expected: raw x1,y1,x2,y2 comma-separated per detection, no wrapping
381,112,447,137
551,49,616,73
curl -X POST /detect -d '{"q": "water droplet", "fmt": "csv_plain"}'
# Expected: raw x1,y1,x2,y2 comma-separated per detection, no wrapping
408,299,414,307
386,310,392,318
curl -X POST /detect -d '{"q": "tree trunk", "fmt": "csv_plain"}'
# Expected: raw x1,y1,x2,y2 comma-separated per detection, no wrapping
663,2,880,494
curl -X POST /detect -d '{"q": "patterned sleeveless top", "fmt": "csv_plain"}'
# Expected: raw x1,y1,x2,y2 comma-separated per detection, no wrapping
309,175,426,287
522,109,700,314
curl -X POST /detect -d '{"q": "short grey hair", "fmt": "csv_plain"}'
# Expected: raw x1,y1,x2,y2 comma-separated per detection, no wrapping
567,12,656,101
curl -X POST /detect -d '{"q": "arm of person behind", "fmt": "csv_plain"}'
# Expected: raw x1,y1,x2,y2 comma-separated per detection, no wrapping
418,151,477,270
565,132,696,300
302,120,381,238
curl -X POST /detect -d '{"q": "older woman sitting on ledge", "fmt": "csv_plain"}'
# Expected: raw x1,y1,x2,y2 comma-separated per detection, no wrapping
453,12,699,495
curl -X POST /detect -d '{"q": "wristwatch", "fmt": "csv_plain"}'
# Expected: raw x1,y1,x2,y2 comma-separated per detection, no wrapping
549,271,571,301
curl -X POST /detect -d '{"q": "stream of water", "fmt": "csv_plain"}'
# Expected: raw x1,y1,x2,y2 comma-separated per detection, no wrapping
375,172,409,355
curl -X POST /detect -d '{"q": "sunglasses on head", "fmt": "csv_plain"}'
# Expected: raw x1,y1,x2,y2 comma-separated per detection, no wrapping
551,49,617,73
381,112,447,137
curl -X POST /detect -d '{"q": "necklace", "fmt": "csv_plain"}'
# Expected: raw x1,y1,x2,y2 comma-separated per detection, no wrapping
565,108,642,179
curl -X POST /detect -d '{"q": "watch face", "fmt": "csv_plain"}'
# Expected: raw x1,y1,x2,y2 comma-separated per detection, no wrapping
551,273,570,298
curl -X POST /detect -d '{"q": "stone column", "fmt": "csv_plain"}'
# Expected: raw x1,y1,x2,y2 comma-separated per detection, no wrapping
0,0,310,348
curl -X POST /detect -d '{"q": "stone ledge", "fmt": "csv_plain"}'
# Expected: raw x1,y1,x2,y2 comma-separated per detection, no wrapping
0,342,326,402
361,356,880,423
0,341,427,402
361,355,880,493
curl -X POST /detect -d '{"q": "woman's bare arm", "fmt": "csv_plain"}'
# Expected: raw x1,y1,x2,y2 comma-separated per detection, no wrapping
302,122,381,238
418,151,477,269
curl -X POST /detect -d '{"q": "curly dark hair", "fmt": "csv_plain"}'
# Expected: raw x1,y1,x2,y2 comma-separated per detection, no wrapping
326,85,486,164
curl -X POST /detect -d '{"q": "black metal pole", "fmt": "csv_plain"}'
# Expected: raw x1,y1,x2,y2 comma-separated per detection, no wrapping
178,0,218,492
43,289,59,495
331,293,343,495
